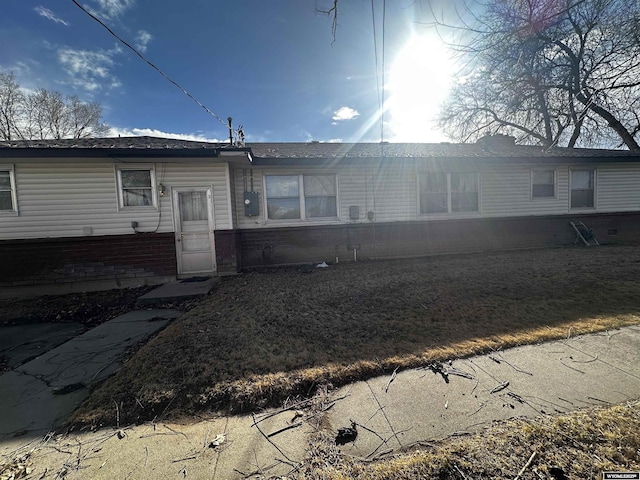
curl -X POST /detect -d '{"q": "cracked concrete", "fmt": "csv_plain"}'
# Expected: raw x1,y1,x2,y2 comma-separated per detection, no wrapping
0,323,84,369
0,407,310,480
0,310,180,441
326,325,640,459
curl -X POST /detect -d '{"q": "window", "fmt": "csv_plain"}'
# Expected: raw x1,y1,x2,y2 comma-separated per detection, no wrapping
419,172,479,214
571,169,595,209
116,165,157,209
304,175,337,218
532,169,555,198
451,173,479,212
0,165,17,215
265,174,337,220
419,173,447,214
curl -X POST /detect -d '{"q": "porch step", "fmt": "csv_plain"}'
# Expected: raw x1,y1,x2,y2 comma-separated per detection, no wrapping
136,277,218,307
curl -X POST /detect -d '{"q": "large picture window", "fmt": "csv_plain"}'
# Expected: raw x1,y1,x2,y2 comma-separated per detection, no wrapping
570,169,595,209
116,165,157,210
419,172,479,214
0,165,17,215
265,174,337,220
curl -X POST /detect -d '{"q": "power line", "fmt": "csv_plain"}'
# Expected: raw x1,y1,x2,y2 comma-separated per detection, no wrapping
70,0,235,137
371,0,387,144
371,0,383,143
381,0,386,144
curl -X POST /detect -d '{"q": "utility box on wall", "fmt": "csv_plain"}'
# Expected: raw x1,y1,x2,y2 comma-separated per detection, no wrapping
244,191,259,216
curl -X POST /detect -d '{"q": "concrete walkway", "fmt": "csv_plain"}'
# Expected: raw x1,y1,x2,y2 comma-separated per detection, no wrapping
0,309,180,441
2,325,639,479
0,276,218,443
326,325,640,459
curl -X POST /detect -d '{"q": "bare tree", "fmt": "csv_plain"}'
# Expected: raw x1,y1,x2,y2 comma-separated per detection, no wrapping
0,73,111,140
438,0,640,149
0,73,25,141
67,96,110,139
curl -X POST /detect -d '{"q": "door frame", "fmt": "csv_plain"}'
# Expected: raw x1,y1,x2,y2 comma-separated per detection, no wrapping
171,185,217,277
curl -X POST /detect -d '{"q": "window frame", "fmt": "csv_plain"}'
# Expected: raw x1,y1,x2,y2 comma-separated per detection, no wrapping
531,168,557,200
0,164,18,216
115,164,158,211
418,171,480,215
569,167,596,210
264,173,339,222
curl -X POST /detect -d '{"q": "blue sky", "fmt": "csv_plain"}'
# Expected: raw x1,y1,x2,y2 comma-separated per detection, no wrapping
1,0,458,143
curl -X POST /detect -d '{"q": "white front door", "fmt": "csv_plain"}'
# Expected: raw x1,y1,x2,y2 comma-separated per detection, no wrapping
172,186,216,276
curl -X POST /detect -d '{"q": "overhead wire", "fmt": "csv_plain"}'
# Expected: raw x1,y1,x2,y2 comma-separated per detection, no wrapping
69,0,237,138
371,0,383,143
371,0,387,144
381,0,386,144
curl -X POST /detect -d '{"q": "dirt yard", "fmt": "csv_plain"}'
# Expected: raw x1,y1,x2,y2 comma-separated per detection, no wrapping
67,244,640,429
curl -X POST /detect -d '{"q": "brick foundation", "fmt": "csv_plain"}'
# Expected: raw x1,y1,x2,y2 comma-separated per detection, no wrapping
237,212,640,267
0,233,177,287
214,230,241,273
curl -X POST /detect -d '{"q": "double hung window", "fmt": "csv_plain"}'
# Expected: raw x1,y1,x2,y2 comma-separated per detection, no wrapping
265,174,337,220
419,172,479,214
532,169,556,199
0,165,17,215
570,169,595,209
116,165,157,209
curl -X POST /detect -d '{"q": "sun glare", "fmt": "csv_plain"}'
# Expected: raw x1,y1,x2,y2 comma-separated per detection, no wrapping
386,35,455,143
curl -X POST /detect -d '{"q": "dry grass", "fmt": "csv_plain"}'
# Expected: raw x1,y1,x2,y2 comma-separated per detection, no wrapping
70,245,640,427
297,401,640,479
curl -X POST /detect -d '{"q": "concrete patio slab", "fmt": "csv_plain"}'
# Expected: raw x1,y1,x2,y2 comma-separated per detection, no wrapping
0,310,181,441
136,277,218,306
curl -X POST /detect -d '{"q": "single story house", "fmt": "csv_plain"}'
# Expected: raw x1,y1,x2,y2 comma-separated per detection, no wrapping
2,135,640,291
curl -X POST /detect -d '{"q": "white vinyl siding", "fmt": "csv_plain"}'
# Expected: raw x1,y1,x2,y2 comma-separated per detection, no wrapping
230,161,640,231
0,161,232,240
371,163,416,222
481,165,569,217
593,163,640,212
339,168,374,221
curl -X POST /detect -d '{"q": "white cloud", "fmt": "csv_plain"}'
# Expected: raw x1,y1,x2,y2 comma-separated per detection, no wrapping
34,6,69,26
108,127,222,143
332,106,360,122
89,0,136,19
57,47,119,92
135,30,153,53
327,138,343,143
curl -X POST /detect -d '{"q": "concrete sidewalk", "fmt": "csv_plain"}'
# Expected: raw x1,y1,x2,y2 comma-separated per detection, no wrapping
2,326,639,479
326,325,640,459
